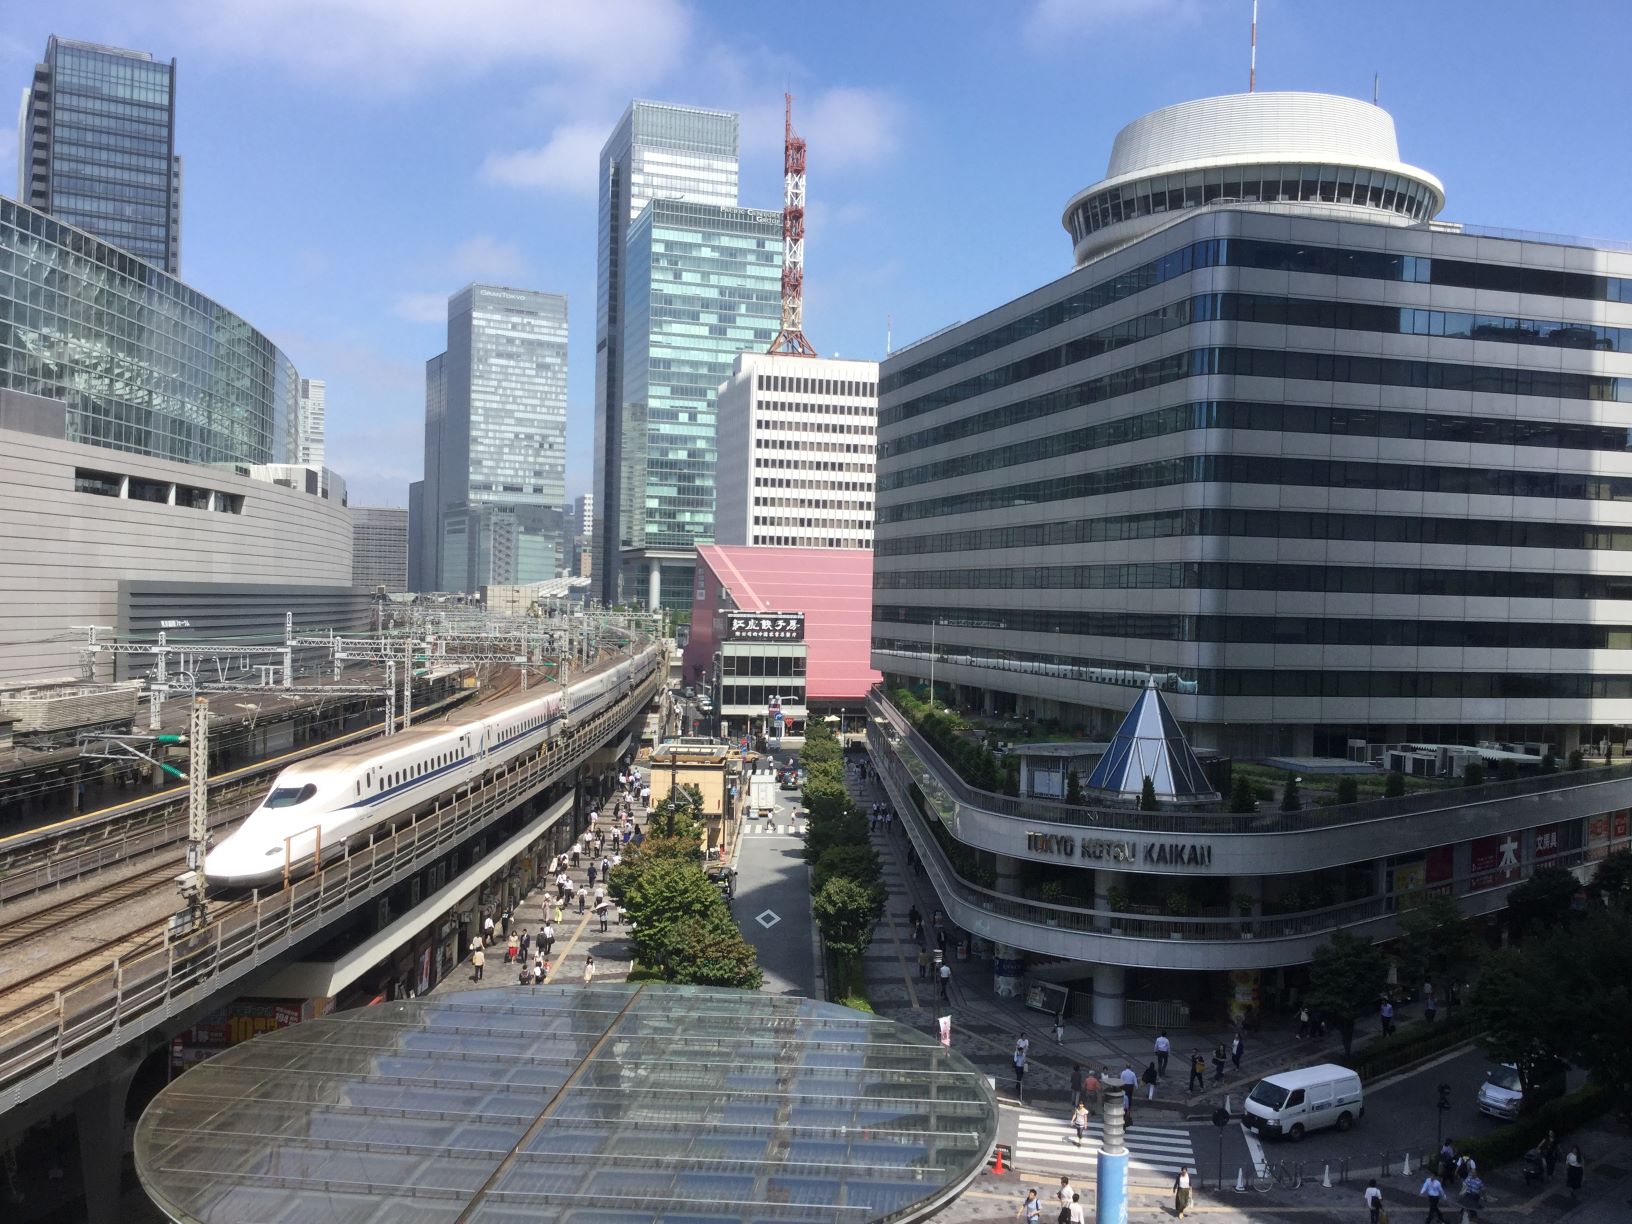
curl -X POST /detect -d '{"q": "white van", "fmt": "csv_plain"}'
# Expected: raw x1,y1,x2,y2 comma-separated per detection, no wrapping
1243,1063,1363,1141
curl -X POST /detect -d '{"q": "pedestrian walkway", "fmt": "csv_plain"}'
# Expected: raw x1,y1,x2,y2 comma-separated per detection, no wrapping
1012,1105,1196,1187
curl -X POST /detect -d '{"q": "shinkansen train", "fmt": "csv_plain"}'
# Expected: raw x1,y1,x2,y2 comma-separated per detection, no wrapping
204,645,659,890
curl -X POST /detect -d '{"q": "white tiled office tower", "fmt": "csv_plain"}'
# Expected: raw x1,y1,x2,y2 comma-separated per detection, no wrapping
714,352,879,549
298,378,326,467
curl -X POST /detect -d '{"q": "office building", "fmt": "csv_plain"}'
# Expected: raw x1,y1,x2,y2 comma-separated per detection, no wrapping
297,378,326,466
593,101,785,610
571,492,594,577
420,285,569,592
683,545,880,743
352,506,409,592
0,197,358,683
17,36,182,274
714,352,879,549
866,89,1632,1024
407,480,426,591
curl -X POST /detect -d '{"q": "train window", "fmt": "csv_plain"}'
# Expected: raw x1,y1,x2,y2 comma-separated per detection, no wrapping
266,784,317,808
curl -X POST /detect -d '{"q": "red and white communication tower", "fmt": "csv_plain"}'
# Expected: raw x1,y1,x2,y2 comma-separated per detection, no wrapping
767,92,818,356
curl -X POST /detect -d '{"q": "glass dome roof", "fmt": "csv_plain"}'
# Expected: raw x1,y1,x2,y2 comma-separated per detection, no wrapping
135,984,999,1223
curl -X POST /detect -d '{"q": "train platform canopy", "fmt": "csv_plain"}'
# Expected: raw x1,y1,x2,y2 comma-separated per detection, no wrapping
135,983,998,1223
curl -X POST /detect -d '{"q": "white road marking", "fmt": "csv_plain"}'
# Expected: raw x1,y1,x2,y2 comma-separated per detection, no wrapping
1240,1119,1267,1176
755,909,781,928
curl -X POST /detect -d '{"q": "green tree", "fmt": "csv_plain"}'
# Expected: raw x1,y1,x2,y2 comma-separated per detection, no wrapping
1547,911,1632,1119
1505,866,1581,940
1568,748,1584,770
812,842,882,895
1065,768,1083,805
814,874,886,996
1280,774,1302,812
1498,758,1519,782
1395,890,1482,991
1471,943,1573,1108
1462,762,1485,787
620,858,732,974
651,783,705,841
1384,770,1406,798
803,806,869,865
1589,849,1632,912
667,915,764,990
1306,931,1389,1057
1139,775,1158,811
1335,776,1359,805
801,770,851,824
1227,774,1257,813
1539,752,1557,774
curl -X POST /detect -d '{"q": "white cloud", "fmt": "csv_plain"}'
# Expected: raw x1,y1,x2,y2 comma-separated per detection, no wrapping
174,0,691,93
480,122,605,196
801,87,907,171
392,292,448,324
1022,0,1204,50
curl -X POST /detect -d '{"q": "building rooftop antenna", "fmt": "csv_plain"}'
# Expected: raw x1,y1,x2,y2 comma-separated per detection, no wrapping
1249,0,1258,93
767,92,818,357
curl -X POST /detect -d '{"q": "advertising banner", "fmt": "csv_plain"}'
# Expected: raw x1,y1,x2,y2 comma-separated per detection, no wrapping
1471,833,1521,888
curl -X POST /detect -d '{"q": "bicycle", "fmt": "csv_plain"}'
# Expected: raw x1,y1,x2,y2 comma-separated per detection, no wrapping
1251,1159,1303,1193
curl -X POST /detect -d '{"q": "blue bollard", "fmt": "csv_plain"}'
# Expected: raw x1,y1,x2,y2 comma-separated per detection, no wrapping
1097,1087,1129,1224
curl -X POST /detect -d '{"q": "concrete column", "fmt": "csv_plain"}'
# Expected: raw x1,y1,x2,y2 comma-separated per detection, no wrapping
647,560,662,611
1093,868,1129,933
994,853,1023,896
76,1067,135,1224
993,943,1024,999
1092,962,1126,1027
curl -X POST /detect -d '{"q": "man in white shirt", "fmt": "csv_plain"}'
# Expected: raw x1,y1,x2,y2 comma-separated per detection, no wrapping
1420,1174,1446,1221
1154,1030,1171,1076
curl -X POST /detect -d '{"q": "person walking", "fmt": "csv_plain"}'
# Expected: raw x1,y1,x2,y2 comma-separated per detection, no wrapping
1154,1030,1170,1076
1539,1130,1559,1179
1172,1167,1192,1219
587,862,597,889
1187,1051,1205,1093
1142,1061,1158,1101
1069,1064,1084,1109
1363,1179,1383,1224
1013,1048,1027,1098
541,923,555,955
917,946,929,980
1082,1066,1100,1110
1212,1042,1227,1083
1459,1171,1485,1220
1231,1030,1245,1072
1067,1191,1085,1224
471,945,485,982
505,932,519,965
1297,1005,1310,1038
597,900,610,932
1018,1188,1041,1223
584,955,596,985
1053,1012,1065,1045
577,884,587,915
1055,1176,1073,1217
1071,1100,1089,1147
1565,1146,1583,1200
1380,998,1395,1036
483,913,495,945
1423,981,1437,1023
1419,1172,1446,1222
938,961,952,1001
1015,1032,1031,1062
553,900,564,926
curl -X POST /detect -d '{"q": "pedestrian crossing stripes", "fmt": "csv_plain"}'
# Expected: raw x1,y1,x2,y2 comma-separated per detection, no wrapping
1012,1107,1196,1187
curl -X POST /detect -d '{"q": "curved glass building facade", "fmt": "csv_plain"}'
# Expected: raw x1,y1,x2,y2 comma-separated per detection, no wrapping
0,196,297,466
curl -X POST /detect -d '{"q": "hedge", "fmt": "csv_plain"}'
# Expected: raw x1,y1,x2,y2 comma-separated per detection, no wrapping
1351,1014,1480,1081
1457,1082,1613,1169
835,995,875,1014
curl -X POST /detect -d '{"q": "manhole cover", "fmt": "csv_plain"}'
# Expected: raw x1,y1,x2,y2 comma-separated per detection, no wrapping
756,910,781,929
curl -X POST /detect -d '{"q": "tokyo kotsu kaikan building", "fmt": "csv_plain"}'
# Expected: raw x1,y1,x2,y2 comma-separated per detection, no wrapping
867,91,1632,1026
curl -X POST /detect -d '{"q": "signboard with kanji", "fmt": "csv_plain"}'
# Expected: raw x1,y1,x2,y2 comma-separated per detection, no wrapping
724,611,805,642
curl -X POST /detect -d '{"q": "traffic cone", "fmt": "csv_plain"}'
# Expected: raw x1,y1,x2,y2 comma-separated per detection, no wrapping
992,1145,1006,1175
1234,1168,1246,1192
1401,1151,1412,1176
1322,1164,1332,1189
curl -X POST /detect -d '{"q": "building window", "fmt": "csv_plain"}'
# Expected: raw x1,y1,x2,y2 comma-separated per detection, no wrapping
74,468,121,496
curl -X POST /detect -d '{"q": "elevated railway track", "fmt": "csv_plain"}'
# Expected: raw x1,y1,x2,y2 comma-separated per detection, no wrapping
0,660,661,1117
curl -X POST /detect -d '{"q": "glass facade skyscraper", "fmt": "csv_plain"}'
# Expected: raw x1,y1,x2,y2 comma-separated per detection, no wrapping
593,100,744,605
620,201,783,602
422,284,569,592
18,36,183,275
0,196,295,466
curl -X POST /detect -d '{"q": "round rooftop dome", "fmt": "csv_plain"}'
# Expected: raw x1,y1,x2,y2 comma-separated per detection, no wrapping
1063,91,1445,264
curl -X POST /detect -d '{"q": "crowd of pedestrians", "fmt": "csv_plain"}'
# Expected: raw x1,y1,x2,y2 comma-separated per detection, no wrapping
459,761,647,988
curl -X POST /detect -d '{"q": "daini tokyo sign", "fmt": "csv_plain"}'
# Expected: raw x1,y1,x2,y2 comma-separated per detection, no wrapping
1025,830,1215,868
724,611,805,642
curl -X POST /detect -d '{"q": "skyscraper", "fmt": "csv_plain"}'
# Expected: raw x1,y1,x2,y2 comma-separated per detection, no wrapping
297,378,326,466
592,101,783,609
421,284,569,592
351,506,409,592
17,36,183,274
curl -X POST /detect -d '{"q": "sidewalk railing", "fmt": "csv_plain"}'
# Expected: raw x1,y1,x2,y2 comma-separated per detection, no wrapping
0,667,661,1113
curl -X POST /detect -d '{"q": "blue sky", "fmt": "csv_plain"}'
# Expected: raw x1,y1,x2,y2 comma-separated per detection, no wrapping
8,0,1632,506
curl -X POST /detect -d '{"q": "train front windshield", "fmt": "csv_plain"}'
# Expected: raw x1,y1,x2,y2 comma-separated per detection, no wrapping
265,784,318,808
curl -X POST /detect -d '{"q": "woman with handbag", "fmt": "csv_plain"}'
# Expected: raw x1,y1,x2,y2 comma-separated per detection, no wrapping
1172,1167,1192,1219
